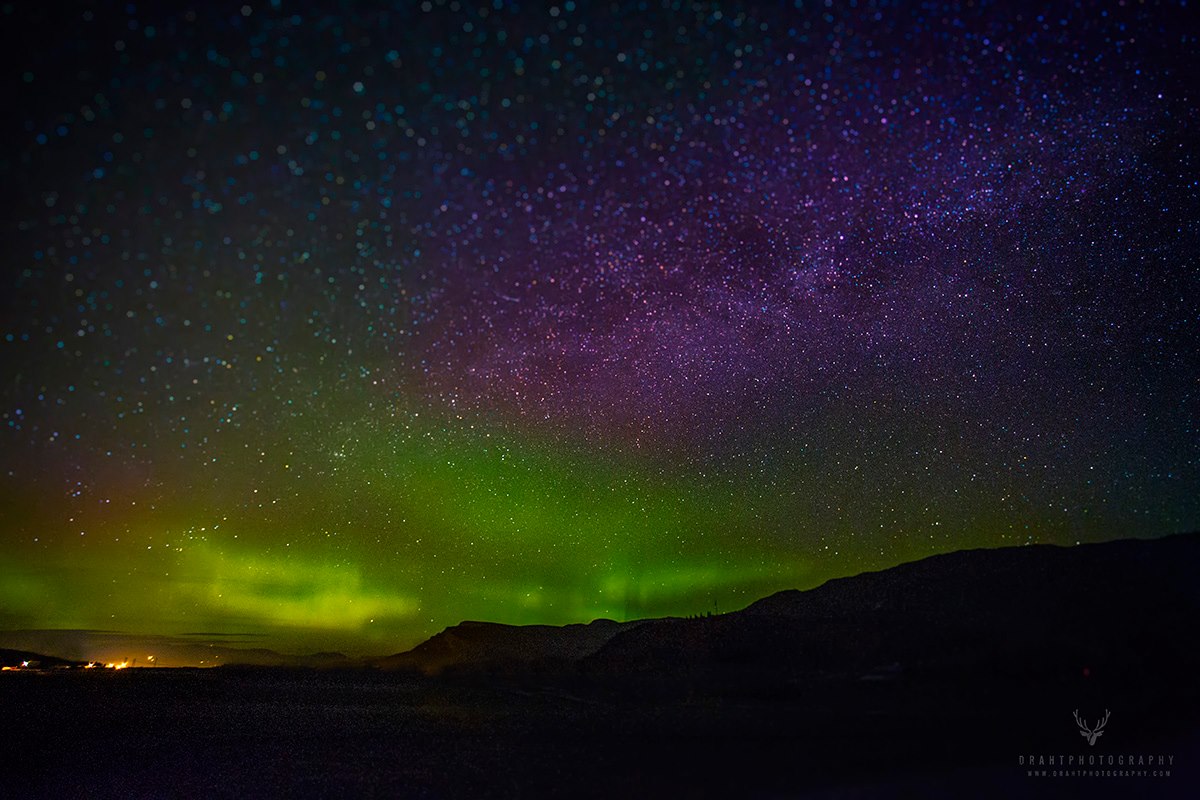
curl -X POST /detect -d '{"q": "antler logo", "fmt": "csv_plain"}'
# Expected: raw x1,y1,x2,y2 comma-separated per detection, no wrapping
1073,709,1110,746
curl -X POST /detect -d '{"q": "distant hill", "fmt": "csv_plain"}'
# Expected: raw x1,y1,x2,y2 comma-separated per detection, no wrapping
378,618,644,675
0,648,83,669
585,533,1200,685
382,534,1200,688
0,634,356,670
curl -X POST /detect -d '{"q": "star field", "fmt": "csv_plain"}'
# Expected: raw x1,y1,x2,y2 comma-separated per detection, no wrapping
1,1,1197,657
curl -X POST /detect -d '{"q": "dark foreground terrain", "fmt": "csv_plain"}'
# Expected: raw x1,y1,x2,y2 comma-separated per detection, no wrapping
4,535,1200,798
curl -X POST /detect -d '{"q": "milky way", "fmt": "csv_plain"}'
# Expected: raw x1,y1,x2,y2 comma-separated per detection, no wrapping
1,1,1197,659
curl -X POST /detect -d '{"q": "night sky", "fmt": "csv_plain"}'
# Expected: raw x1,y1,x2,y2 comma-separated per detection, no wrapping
1,1,1197,661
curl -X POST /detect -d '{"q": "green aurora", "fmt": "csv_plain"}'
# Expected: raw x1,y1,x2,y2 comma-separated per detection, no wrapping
2,390,1159,659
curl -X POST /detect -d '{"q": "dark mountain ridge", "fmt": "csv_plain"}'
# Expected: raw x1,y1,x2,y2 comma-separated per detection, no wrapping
379,617,644,675
584,534,1200,687
0,648,83,669
382,534,1200,691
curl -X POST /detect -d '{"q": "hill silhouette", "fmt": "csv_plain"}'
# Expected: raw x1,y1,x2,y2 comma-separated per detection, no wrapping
584,534,1200,688
0,648,82,669
382,534,1200,690
379,618,644,675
